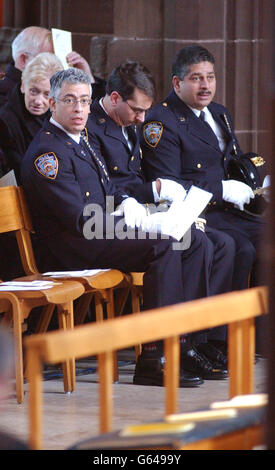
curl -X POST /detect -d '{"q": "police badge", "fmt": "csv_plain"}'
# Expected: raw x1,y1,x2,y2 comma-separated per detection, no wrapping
35,152,58,179
143,121,163,148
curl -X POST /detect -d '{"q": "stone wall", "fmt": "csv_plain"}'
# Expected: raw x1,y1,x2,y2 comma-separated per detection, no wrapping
0,0,271,155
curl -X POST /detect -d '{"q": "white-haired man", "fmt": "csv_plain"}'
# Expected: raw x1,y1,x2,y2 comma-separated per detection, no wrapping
0,26,105,107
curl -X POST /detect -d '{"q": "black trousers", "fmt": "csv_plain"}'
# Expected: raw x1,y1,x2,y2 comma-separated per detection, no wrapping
206,208,264,290
36,222,234,347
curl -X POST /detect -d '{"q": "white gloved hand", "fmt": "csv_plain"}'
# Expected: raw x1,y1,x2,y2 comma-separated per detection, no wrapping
262,174,270,202
141,199,190,241
156,178,187,203
111,197,147,228
263,175,270,188
222,180,254,211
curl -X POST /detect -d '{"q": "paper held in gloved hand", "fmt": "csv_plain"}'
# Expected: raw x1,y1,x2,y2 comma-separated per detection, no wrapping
141,185,213,241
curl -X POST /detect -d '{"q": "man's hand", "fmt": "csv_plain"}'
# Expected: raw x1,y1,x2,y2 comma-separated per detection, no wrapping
66,51,95,83
111,197,147,228
222,180,254,211
156,178,187,202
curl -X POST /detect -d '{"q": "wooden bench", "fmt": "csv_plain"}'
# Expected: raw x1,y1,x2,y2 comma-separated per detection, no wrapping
24,285,268,449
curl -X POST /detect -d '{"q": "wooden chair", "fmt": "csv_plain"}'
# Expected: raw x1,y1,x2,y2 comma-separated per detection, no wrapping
14,185,125,331
24,286,268,449
0,281,85,404
0,185,124,397
0,185,87,402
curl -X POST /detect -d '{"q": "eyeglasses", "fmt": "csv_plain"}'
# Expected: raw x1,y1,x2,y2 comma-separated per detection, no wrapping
56,97,92,107
125,100,150,116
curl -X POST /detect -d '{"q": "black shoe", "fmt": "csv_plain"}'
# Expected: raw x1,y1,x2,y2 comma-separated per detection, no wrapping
133,353,203,388
209,340,259,364
196,342,228,369
181,347,228,380
208,339,227,356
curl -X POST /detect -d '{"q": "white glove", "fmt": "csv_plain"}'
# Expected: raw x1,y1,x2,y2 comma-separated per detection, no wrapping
222,180,254,211
263,175,270,188
141,199,191,241
155,178,187,203
111,197,147,228
262,174,270,202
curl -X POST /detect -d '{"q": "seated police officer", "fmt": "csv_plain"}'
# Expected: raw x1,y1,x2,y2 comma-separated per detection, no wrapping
141,45,265,295
86,60,235,368
140,46,267,354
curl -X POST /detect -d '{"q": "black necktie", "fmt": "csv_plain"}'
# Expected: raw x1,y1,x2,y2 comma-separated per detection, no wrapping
199,111,219,147
80,134,110,181
199,110,210,127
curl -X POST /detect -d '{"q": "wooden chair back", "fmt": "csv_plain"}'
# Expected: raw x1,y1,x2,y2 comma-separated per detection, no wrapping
0,185,37,274
0,185,86,402
24,286,268,449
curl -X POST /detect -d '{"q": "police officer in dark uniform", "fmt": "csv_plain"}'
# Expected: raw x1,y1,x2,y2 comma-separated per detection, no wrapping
141,46,266,292
140,45,267,353
21,68,231,387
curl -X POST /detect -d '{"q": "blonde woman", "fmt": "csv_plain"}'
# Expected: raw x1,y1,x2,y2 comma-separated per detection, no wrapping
0,52,63,182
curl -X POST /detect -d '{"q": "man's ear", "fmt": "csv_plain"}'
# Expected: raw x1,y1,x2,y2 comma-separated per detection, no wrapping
49,97,56,114
109,91,121,107
17,52,30,72
172,76,181,92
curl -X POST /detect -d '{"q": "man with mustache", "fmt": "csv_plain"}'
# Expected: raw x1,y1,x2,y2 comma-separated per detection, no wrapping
140,45,266,353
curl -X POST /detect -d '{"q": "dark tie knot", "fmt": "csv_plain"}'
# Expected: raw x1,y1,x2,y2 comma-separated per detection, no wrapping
199,111,205,121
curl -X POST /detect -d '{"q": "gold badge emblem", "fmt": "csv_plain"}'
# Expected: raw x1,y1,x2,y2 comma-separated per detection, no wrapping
143,122,163,148
250,156,265,167
35,152,58,179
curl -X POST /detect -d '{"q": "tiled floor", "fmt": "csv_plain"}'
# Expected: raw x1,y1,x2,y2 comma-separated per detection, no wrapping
0,349,268,450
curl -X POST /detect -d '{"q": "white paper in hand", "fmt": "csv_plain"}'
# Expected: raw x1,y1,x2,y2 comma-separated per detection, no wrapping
141,186,212,241
52,28,72,69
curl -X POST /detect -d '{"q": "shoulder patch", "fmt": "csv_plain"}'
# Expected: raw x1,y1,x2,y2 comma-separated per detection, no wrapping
143,121,163,148
34,152,58,179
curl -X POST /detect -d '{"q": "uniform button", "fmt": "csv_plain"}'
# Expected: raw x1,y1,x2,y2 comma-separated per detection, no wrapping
85,191,90,197
224,157,227,161
131,156,135,161
197,163,202,168
162,102,168,107
213,201,217,205
113,166,118,171
101,178,104,183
